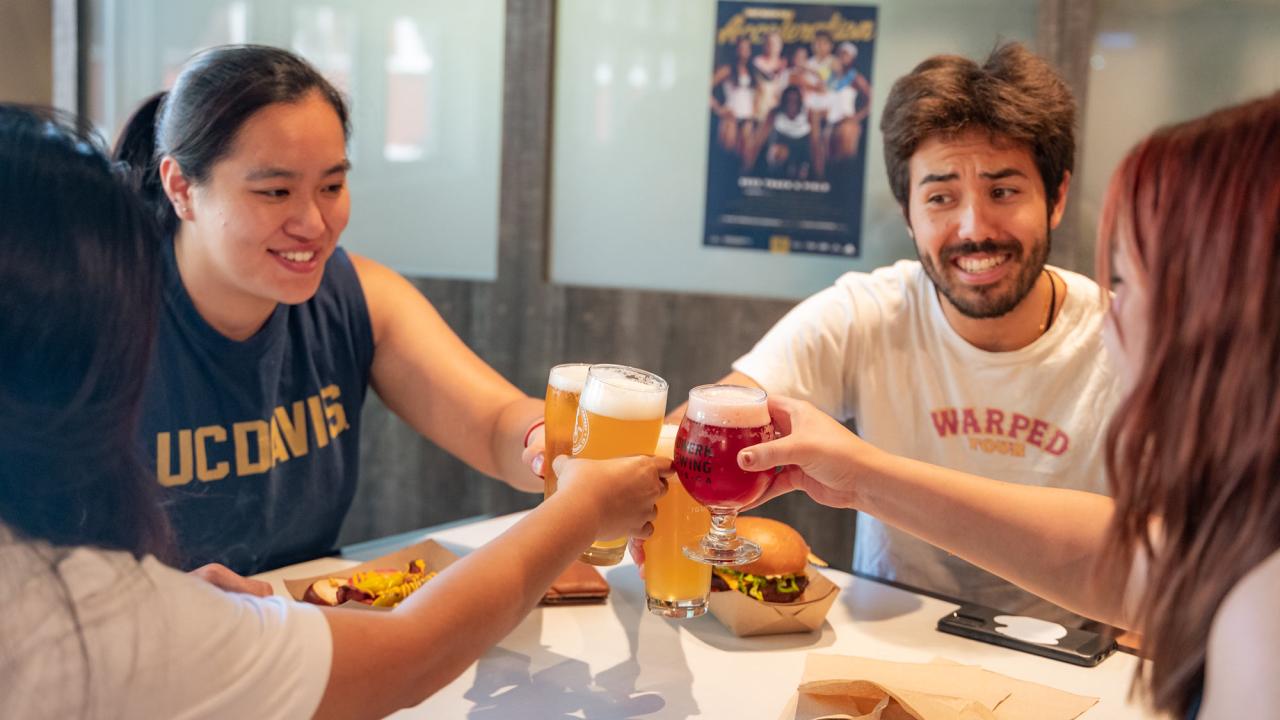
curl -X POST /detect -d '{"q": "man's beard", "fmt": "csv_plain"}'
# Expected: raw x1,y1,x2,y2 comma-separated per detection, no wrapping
918,232,1051,320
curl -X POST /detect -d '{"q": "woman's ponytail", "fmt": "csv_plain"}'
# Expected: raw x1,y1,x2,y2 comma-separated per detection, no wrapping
112,92,176,236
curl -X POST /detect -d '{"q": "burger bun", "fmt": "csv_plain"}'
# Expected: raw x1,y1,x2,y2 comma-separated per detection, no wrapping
733,516,809,576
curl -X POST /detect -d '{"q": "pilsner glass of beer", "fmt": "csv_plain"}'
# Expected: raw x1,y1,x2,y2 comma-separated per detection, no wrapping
644,423,712,618
543,363,591,498
674,384,774,566
572,364,668,566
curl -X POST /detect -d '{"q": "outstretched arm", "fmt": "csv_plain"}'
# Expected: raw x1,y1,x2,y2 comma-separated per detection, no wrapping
314,455,668,720
742,395,1136,627
352,253,542,492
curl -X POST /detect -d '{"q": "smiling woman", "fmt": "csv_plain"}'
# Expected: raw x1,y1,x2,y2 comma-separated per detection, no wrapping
108,45,552,580
163,90,353,337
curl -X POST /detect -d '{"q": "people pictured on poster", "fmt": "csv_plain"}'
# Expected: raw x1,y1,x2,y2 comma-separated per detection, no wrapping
763,85,813,179
753,31,789,125
710,37,760,158
704,2,877,258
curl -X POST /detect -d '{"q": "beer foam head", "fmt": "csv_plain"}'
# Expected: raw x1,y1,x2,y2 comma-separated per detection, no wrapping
579,365,668,420
548,363,590,393
687,384,770,427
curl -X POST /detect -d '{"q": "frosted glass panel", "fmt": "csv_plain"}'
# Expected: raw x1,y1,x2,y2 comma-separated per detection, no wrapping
1078,0,1280,254
85,0,504,280
551,0,1038,300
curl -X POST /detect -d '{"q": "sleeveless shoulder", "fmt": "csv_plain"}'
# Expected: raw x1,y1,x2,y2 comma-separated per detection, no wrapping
1203,549,1280,716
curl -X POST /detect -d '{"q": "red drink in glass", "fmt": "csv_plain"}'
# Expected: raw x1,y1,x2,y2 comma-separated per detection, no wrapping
675,385,774,566
675,422,773,510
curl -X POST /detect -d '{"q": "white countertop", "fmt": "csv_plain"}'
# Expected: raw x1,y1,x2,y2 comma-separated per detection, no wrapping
255,511,1151,719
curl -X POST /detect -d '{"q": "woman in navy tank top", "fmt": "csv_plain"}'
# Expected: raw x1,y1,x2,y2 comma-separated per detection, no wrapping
109,47,605,580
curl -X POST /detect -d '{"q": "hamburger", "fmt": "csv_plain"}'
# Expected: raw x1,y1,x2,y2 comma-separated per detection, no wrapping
711,516,811,603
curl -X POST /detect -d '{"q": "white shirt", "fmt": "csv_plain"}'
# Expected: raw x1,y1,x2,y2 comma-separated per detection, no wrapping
734,260,1121,621
1,529,332,719
773,111,811,139
722,71,756,120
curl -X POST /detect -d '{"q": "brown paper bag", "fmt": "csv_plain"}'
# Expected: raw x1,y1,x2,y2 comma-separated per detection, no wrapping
797,679,997,720
778,654,1098,720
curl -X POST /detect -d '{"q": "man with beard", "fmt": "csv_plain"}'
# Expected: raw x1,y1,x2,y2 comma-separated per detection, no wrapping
698,42,1120,625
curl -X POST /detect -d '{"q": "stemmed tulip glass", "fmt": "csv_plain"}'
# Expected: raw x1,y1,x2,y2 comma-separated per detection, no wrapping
673,385,774,566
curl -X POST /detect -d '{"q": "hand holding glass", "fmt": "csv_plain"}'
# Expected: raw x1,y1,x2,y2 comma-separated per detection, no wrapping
674,385,774,566
571,364,668,566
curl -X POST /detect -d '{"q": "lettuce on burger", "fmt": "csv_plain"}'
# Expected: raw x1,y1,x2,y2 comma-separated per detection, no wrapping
711,516,811,603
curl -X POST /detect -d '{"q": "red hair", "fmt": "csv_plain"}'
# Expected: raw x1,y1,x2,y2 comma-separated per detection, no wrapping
1098,92,1280,715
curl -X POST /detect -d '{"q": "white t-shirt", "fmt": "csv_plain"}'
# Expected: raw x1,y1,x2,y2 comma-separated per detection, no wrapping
1,530,332,719
734,260,1121,622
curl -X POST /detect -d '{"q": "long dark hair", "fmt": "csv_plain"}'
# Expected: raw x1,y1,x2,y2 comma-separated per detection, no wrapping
113,44,350,236
1098,92,1280,715
0,104,170,559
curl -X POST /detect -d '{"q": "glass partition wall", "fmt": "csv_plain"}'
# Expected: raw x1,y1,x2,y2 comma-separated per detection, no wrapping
84,0,506,280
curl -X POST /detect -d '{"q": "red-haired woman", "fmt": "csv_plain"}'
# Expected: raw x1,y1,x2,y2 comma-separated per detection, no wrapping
739,92,1280,719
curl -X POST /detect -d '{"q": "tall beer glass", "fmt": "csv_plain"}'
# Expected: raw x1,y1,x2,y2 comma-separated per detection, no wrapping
645,423,712,617
675,385,774,565
543,363,591,497
572,364,668,566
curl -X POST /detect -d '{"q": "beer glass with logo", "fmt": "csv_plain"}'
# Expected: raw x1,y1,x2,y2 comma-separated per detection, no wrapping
644,423,712,617
674,385,774,565
572,364,668,566
542,363,591,498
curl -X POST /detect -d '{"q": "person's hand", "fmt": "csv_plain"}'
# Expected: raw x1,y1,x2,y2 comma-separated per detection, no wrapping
189,563,273,597
522,424,546,478
554,455,668,542
737,395,879,511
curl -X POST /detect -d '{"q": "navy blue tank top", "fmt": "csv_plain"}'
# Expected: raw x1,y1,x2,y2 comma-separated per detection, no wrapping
140,241,375,574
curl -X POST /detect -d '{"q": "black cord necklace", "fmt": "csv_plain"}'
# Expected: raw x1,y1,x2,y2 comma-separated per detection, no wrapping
1040,269,1058,335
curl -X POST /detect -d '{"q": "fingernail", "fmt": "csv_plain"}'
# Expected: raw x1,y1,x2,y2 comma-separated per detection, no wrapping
739,450,754,467
531,454,544,477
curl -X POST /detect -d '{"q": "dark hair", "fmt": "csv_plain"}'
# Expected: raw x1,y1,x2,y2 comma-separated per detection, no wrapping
0,104,170,559
780,84,803,111
1097,92,1280,716
113,44,350,237
880,42,1075,213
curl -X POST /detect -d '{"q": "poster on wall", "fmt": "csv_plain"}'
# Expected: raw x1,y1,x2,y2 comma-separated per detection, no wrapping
703,1,877,257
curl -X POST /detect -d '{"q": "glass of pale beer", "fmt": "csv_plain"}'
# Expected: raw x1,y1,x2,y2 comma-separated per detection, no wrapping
542,363,591,498
572,364,668,566
645,423,712,617
675,385,775,566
